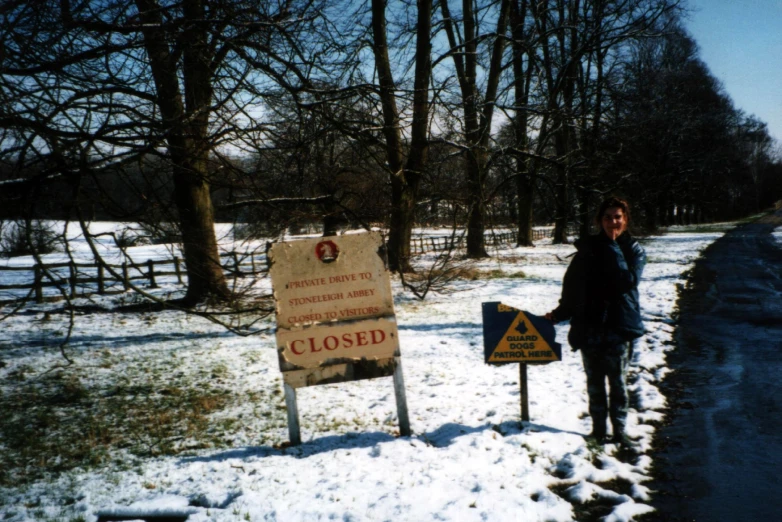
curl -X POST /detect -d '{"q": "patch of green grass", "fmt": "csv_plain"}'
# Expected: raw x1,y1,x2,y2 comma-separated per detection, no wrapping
211,362,230,379
6,364,33,382
243,351,261,365
481,269,527,279
585,437,606,455
520,442,540,464
0,367,239,487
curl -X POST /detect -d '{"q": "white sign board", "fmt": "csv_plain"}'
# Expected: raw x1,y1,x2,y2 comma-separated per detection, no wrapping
269,231,410,444
269,232,400,373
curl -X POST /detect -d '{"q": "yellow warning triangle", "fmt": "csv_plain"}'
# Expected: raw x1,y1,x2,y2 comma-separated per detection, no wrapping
488,311,558,363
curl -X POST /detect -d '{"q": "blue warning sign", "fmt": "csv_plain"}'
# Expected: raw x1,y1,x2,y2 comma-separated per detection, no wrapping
482,302,562,364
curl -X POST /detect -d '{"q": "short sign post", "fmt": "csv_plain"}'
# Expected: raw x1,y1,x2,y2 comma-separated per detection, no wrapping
270,232,410,445
482,302,562,423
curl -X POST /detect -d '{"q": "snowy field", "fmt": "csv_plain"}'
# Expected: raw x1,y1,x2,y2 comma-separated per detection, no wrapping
0,222,732,521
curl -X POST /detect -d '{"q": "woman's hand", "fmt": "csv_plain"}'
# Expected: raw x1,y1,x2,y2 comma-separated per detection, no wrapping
545,312,558,324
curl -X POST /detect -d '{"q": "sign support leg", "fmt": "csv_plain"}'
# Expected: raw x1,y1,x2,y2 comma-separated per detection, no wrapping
393,357,411,436
284,382,302,446
519,363,530,423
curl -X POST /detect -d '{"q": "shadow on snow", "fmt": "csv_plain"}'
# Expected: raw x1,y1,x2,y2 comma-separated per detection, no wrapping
176,421,583,466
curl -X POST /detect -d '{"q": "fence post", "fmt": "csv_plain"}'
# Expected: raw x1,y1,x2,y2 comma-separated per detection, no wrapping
122,262,129,290
69,262,77,298
97,264,105,294
174,256,183,284
147,259,158,288
250,254,256,273
34,264,43,303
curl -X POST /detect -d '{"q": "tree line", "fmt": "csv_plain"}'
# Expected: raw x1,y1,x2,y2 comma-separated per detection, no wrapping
1,0,780,305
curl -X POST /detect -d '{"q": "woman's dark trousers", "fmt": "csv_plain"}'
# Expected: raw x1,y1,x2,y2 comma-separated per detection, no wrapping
580,342,632,438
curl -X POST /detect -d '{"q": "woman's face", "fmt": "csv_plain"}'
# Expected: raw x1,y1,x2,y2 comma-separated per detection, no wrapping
601,206,626,240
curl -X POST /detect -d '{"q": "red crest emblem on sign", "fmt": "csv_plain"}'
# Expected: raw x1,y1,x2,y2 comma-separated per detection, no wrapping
315,240,339,263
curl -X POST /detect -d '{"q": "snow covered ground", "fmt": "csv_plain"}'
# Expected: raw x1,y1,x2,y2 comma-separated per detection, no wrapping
0,223,730,521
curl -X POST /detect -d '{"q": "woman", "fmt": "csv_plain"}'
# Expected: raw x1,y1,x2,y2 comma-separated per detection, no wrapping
545,197,646,446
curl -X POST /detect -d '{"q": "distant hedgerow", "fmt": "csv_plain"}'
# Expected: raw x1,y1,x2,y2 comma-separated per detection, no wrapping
0,220,61,258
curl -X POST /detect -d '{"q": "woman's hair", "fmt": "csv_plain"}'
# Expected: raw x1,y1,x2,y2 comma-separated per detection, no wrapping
595,196,631,226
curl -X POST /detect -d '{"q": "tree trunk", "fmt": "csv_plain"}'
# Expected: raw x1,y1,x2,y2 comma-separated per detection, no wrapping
441,0,510,258
646,202,659,230
465,152,488,257
461,0,489,258
136,0,228,305
173,165,228,302
372,0,431,272
530,0,573,245
512,0,535,247
578,187,590,239
322,201,340,236
578,18,606,241
552,0,579,245
659,192,670,227
387,177,417,269
516,171,535,246
552,161,569,243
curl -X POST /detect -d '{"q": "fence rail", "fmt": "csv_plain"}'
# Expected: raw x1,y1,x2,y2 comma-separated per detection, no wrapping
0,251,268,304
0,227,572,304
409,226,569,254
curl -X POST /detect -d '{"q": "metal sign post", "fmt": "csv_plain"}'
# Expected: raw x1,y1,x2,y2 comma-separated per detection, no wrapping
283,382,302,446
482,302,562,424
519,363,529,422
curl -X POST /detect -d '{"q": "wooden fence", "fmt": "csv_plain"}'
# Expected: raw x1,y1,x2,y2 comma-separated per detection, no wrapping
0,227,571,304
409,227,563,254
0,251,267,304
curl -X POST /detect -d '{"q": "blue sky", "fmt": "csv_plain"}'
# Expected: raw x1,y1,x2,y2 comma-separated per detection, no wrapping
685,0,782,143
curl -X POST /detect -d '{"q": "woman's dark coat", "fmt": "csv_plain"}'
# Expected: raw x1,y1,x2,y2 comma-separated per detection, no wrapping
552,231,646,348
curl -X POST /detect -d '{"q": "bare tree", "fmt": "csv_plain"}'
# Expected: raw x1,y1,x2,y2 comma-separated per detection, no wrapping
509,0,536,246
369,0,434,272
612,24,779,226
132,0,229,303
521,0,679,241
439,0,511,258
0,0,333,306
